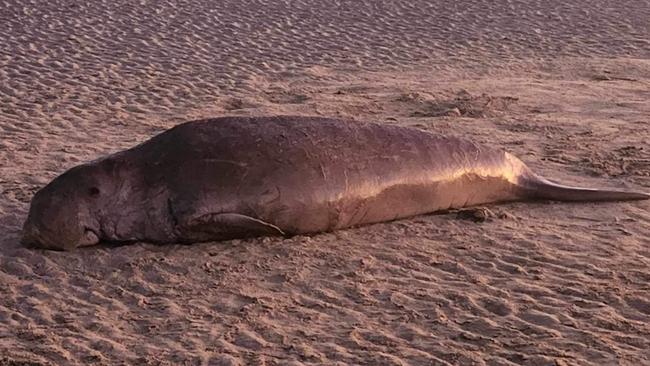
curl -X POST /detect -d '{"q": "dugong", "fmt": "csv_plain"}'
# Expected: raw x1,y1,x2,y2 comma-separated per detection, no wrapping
21,116,649,250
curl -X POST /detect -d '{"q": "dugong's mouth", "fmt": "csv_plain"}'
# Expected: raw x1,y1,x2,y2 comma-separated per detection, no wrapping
78,228,100,247
21,224,100,250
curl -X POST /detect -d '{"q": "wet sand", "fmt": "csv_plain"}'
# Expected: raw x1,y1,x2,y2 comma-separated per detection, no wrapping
1,1,649,365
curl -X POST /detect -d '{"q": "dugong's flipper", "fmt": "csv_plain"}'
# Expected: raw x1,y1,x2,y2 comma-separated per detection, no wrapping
175,212,285,243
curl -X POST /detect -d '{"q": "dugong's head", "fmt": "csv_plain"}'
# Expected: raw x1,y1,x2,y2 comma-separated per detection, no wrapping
21,159,121,250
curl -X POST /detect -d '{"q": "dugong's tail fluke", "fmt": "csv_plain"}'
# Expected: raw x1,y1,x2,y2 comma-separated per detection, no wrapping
522,175,650,202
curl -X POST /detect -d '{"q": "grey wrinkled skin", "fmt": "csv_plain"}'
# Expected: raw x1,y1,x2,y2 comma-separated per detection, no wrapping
22,116,649,250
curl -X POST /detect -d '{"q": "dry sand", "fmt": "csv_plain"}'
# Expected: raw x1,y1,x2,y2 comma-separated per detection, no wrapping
1,1,650,365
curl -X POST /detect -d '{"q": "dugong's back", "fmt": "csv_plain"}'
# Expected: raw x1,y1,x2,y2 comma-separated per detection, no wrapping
132,116,521,235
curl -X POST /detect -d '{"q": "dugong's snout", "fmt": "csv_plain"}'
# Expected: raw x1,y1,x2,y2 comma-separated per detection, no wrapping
21,205,101,251
21,219,100,250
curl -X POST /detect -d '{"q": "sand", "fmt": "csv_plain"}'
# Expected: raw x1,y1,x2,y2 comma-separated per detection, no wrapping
1,0,649,365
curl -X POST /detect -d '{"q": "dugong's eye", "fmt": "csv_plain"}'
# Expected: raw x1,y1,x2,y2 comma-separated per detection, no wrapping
89,187,100,197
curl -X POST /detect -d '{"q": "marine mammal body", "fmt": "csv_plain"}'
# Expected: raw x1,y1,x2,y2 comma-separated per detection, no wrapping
22,116,649,250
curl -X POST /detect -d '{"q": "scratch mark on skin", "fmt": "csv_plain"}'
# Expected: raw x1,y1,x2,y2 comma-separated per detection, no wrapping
357,203,370,227
167,198,179,228
200,159,248,167
320,163,327,180
235,169,250,197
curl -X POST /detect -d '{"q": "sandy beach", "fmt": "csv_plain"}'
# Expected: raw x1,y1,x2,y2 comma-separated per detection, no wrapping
1,0,649,365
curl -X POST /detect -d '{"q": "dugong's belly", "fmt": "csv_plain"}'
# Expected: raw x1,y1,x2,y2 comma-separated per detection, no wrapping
246,170,519,235
232,149,521,235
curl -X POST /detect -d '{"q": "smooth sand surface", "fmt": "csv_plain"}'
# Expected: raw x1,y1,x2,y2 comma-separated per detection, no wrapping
1,1,649,365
